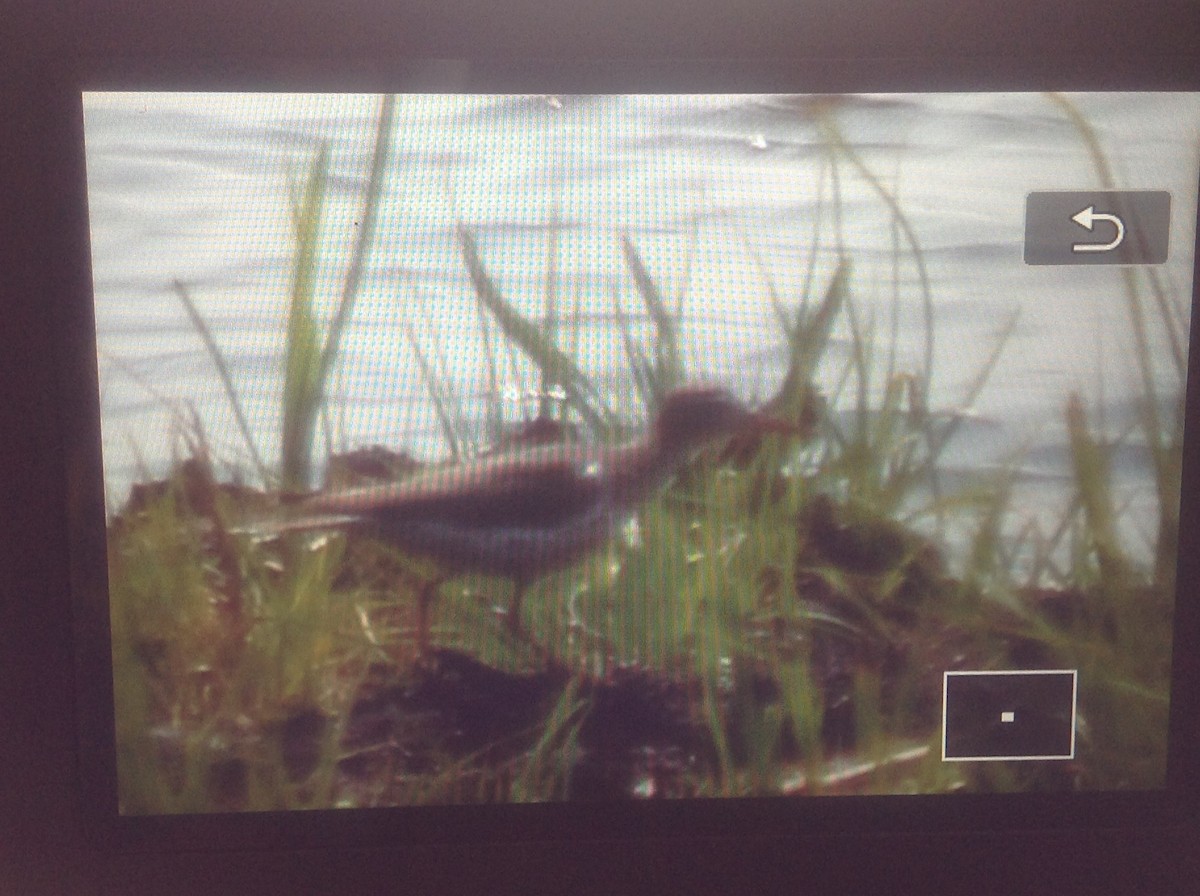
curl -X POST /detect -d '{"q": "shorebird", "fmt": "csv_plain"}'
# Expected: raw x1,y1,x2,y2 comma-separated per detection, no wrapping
283,385,800,656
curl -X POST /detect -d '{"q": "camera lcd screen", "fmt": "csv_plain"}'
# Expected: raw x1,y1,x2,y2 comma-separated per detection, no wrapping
81,91,1197,813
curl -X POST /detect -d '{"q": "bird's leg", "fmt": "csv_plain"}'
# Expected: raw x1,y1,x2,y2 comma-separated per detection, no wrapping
501,576,565,672
506,576,527,635
415,577,443,661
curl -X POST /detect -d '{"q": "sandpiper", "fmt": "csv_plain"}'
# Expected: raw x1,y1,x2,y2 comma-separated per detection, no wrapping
285,385,800,655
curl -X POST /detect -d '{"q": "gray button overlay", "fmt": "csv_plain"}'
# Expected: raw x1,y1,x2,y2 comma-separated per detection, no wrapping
1024,190,1170,265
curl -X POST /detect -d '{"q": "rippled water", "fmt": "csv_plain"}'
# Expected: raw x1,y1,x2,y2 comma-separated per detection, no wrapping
83,91,1200,562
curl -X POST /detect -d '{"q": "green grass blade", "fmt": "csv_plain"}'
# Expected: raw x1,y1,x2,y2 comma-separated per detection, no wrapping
402,320,463,460
612,285,654,408
1048,91,1182,589
1046,93,1185,382
774,259,849,425
540,208,563,418
172,280,270,485
279,144,329,490
927,309,1020,464
316,94,395,403
821,117,934,394
512,678,584,801
457,226,609,434
620,233,682,394
474,297,505,444
1065,393,1131,585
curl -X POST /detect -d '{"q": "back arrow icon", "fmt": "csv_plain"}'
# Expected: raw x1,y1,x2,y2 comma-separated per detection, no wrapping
1071,205,1125,252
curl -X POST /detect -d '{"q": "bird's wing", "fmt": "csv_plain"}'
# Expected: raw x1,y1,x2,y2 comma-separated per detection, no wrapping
297,444,610,531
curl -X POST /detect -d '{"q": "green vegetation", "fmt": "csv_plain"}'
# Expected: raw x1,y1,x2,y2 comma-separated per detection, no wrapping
106,94,1181,811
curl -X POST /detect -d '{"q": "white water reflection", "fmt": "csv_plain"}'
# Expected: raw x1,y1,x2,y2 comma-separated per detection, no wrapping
84,91,1199,568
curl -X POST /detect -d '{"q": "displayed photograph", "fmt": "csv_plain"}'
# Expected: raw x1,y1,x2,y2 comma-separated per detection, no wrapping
83,91,1197,811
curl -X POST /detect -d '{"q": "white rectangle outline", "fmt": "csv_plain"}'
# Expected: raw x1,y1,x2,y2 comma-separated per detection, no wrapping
941,669,1078,762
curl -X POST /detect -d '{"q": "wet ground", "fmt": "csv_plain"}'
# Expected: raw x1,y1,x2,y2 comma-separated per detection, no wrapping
335,651,724,802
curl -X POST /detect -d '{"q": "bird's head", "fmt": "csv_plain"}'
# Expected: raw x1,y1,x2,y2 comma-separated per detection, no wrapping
652,385,799,455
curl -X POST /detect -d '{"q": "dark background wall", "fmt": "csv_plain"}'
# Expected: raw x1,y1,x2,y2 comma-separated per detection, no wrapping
2,3,1199,894
3,0,1200,61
